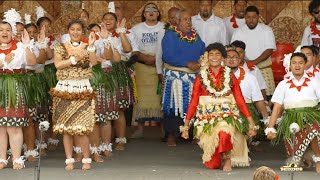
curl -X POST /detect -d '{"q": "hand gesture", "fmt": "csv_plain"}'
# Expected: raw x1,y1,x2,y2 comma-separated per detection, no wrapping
117,18,126,29
5,53,14,63
248,129,257,138
181,131,189,139
88,32,96,46
100,23,110,39
21,29,30,45
53,33,62,43
267,132,276,140
187,61,200,71
37,26,46,43
75,50,87,62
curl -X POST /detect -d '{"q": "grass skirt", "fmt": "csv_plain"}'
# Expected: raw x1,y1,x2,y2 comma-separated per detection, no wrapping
275,106,320,162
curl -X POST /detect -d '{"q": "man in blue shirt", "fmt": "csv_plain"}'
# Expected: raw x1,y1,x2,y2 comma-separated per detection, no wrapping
161,9,205,146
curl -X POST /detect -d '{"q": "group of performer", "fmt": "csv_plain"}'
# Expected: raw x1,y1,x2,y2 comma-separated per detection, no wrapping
0,0,320,174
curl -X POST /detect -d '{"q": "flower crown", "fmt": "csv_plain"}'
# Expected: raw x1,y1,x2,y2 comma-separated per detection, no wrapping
3,8,22,35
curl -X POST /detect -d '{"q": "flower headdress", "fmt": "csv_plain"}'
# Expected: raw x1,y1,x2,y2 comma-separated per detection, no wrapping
24,13,32,25
282,45,302,73
36,6,46,22
108,1,115,13
3,8,22,35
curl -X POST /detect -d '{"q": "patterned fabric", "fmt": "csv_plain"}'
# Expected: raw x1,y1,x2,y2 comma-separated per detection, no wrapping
0,117,28,126
162,68,196,118
259,67,275,96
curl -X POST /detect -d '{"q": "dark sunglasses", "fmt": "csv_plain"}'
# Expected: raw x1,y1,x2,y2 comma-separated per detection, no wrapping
313,9,320,14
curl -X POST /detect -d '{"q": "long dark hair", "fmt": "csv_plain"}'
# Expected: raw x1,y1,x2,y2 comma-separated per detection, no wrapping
102,12,117,22
36,16,51,27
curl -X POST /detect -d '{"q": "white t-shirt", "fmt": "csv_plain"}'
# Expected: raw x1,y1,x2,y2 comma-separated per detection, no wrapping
0,41,27,70
271,73,320,108
131,22,165,56
234,67,263,103
231,23,276,60
192,13,227,47
223,15,246,44
242,62,267,90
301,25,320,47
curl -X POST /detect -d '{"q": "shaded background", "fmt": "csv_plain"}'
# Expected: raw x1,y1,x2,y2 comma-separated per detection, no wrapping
0,0,313,47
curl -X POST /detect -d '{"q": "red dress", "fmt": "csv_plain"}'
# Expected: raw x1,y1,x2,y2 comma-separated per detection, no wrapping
185,67,251,169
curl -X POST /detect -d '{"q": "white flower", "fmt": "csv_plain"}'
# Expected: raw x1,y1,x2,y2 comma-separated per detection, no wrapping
199,121,205,126
39,121,50,131
194,120,199,126
223,114,229,118
289,123,300,134
203,120,208,124
209,120,214,124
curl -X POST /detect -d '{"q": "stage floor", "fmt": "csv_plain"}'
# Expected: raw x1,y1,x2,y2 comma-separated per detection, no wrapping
1,126,319,180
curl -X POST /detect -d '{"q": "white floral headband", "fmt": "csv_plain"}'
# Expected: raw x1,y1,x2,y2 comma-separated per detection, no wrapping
282,45,302,72
3,8,22,35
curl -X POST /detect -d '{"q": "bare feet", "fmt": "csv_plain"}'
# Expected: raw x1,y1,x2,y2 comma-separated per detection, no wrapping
82,163,91,170
81,158,92,170
13,157,25,170
115,143,125,151
65,158,75,171
223,158,232,172
47,144,58,151
103,151,113,157
0,163,6,170
75,153,82,162
92,153,104,163
316,162,320,173
167,136,176,147
26,155,36,162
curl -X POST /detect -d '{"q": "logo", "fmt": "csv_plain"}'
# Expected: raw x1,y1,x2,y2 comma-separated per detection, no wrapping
280,162,303,172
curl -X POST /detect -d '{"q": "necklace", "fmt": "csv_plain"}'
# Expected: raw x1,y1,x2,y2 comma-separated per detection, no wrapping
70,41,81,47
310,22,320,36
236,67,245,84
167,25,198,43
287,78,310,92
200,66,232,97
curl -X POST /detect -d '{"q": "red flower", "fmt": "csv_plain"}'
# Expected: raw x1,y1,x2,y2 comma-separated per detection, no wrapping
310,21,320,36
0,40,18,55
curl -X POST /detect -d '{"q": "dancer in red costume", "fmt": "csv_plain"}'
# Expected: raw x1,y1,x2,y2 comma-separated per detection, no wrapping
181,43,257,171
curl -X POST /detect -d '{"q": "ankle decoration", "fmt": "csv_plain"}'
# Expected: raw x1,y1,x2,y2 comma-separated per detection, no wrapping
0,158,8,166
24,149,39,158
81,158,92,164
312,155,320,163
100,143,112,152
65,158,75,165
89,145,100,155
22,143,27,152
48,138,59,146
37,143,47,149
73,146,82,154
13,156,25,167
115,137,127,144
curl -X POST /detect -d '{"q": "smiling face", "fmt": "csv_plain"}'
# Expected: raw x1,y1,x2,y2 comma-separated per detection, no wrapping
80,10,89,25
143,3,159,22
290,56,306,77
102,14,117,31
0,23,12,44
224,50,240,69
14,23,24,41
208,49,224,68
26,25,38,40
68,23,83,42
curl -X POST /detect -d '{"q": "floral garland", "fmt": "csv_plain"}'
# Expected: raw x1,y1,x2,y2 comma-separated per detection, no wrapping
0,40,18,55
167,25,198,43
200,66,232,97
310,22,320,36
111,30,130,38
287,78,310,92
236,67,245,84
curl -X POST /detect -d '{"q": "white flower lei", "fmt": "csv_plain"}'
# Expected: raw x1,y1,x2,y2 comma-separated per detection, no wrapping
200,66,232,97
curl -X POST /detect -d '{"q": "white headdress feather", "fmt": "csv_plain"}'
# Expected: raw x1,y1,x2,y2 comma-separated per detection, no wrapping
36,6,45,21
25,13,32,25
108,1,115,13
81,2,85,10
3,8,22,35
